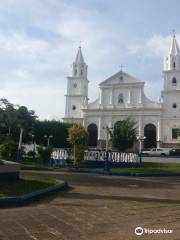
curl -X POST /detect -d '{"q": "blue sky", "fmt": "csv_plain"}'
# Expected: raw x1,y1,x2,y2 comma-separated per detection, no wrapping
0,0,180,119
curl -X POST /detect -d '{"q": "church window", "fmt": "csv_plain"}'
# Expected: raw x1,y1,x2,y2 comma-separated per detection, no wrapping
173,103,177,109
120,76,123,81
74,69,77,76
172,128,180,139
173,62,176,69
172,77,177,86
118,93,124,104
73,83,77,88
81,69,83,76
72,105,76,110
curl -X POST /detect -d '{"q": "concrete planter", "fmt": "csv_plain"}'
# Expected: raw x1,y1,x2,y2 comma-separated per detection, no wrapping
0,181,68,207
0,160,20,181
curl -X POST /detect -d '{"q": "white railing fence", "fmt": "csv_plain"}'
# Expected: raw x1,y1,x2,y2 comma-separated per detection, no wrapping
51,148,139,163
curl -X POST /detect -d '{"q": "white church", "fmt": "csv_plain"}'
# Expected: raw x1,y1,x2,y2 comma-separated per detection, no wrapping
64,35,180,149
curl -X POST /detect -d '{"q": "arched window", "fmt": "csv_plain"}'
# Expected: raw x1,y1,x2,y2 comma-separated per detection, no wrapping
72,105,76,110
81,69,83,76
173,62,176,69
87,124,98,147
118,93,124,104
172,77,177,86
172,103,177,109
74,69,77,76
73,83,77,88
144,124,157,148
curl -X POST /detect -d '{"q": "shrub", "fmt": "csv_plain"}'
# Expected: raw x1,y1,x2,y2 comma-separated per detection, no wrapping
27,150,36,158
37,146,52,163
0,141,23,161
67,124,88,166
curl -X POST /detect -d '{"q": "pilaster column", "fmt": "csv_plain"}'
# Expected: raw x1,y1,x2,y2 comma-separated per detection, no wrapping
99,88,103,105
157,119,161,142
83,117,87,128
98,118,102,140
109,88,113,105
139,88,142,104
138,116,143,136
128,88,131,105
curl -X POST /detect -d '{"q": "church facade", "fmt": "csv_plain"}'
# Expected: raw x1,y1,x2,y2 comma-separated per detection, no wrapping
64,35,180,149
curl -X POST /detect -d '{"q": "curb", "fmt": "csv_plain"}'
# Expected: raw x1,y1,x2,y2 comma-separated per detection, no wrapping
0,181,68,207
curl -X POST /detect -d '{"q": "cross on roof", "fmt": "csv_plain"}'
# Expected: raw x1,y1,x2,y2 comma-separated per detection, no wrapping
172,29,176,37
119,64,125,72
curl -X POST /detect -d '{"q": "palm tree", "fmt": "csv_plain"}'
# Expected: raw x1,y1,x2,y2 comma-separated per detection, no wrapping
107,117,137,152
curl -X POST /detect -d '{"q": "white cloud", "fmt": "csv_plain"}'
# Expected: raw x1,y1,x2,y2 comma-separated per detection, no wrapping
144,80,163,101
128,34,180,57
0,1,175,119
0,4,117,119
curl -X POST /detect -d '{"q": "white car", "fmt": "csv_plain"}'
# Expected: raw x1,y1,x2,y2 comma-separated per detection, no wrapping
141,148,171,157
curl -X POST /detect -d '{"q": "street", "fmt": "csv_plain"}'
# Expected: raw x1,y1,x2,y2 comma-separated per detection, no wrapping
142,156,180,163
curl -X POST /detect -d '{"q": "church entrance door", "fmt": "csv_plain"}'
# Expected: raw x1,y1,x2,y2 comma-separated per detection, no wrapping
144,124,157,148
88,123,98,147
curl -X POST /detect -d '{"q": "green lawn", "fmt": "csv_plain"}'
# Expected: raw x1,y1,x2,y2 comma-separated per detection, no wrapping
20,159,180,174
111,162,180,174
0,177,60,198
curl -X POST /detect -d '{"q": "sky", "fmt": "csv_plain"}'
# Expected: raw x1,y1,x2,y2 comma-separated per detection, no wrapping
0,0,180,119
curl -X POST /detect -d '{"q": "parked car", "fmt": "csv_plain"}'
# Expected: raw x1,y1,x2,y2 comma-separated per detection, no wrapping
169,149,180,156
141,148,171,156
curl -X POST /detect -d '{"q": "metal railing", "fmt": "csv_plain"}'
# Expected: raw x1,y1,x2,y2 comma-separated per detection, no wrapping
51,148,140,163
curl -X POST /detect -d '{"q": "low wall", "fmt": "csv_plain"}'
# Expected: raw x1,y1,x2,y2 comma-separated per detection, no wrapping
0,160,20,181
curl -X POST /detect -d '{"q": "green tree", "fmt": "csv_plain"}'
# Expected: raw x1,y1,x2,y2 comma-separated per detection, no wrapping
0,141,24,161
0,99,18,139
68,124,88,166
34,120,72,147
37,146,52,163
0,99,37,144
108,117,137,151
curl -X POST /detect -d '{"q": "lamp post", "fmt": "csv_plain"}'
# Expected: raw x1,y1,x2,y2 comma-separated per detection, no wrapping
136,135,146,164
136,135,146,153
44,135,53,146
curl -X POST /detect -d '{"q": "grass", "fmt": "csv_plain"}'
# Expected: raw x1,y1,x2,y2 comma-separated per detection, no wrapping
20,159,180,174
110,162,180,174
0,176,60,198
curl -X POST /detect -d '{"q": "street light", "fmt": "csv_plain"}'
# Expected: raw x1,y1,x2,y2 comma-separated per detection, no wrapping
44,135,53,146
136,135,146,153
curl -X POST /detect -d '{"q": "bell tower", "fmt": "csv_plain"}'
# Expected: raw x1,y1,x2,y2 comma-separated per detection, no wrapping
64,46,89,123
162,33,180,144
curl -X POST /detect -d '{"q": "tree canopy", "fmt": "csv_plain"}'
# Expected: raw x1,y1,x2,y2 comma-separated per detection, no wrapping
0,98,37,143
34,120,72,147
0,98,73,148
68,124,88,166
108,117,137,152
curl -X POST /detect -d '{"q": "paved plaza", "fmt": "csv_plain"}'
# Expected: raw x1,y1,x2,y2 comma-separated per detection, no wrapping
0,171,180,240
